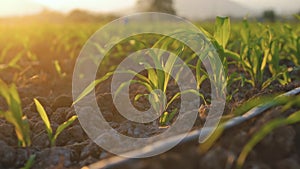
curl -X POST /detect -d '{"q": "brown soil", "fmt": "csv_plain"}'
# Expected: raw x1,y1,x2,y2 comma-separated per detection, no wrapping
0,52,300,169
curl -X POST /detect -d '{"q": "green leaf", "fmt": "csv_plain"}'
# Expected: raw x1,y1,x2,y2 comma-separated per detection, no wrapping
8,51,23,69
240,19,250,44
214,16,231,49
54,60,66,78
163,47,181,92
52,115,77,146
199,124,225,154
294,14,300,20
134,93,148,101
261,75,278,90
0,110,4,117
148,49,165,90
0,80,31,147
261,47,269,72
236,110,300,169
0,79,10,103
224,50,240,61
34,99,52,137
165,108,178,125
159,112,168,125
166,89,205,109
286,110,300,124
9,84,22,119
113,79,153,101
148,90,166,115
21,154,36,169
9,84,21,104
148,68,159,89
73,72,113,105
196,59,208,90
113,80,132,101
0,43,12,63
21,117,31,148
236,118,285,169
233,94,279,116
116,70,149,83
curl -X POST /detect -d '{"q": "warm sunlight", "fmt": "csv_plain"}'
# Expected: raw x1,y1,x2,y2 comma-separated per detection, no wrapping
31,0,136,13
0,0,299,17
0,0,137,17
0,0,300,168
0,0,41,17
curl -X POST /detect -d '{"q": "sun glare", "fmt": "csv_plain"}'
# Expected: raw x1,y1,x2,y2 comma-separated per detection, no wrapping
30,0,137,12
0,0,42,17
31,0,64,8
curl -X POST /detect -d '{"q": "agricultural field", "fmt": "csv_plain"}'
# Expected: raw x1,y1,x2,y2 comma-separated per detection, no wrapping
0,15,300,169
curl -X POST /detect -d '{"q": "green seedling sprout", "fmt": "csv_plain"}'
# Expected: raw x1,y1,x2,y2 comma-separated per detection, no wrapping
21,154,36,169
0,79,31,147
34,99,77,147
235,96,300,168
236,110,300,169
54,60,66,78
74,35,204,126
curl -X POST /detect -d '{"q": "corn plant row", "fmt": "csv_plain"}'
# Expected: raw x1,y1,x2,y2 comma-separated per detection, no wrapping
0,80,77,147
86,87,300,169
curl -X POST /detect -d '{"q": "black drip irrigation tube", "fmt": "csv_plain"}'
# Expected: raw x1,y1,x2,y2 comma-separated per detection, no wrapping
85,87,300,169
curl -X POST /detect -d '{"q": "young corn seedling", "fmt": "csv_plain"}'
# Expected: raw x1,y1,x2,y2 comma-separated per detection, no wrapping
34,99,77,147
199,16,240,101
21,154,36,169
74,34,204,126
0,45,24,71
0,79,31,147
198,91,300,156
114,46,203,125
236,96,300,169
237,20,291,89
53,60,66,78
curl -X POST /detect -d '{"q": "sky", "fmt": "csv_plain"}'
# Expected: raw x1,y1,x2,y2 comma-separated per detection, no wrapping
0,0,137,17
231,0,300,13
0,0,299,17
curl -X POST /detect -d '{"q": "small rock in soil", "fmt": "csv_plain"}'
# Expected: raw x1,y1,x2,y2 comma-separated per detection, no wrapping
67,125,86,142
55,129,71,146
79,156,98,167
35,96,50,108
293,124,300,155
32,132,50,147
0,120,18,145
0,133,18,146
244,161,271,169
199,147,234,169
21,97,32,107
23,106,38,119
0,140,16,167
101,110,113,122
80,141,102,160
15,148,31,168
32,121,46,133
223,130,248,154
66,108,76,120
275,156,300,169
50,107,68,124
258,126,296,161
160,153,194,169
67,141,90,162
34,147,73,168
51,95,73,110
0,122,14,137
